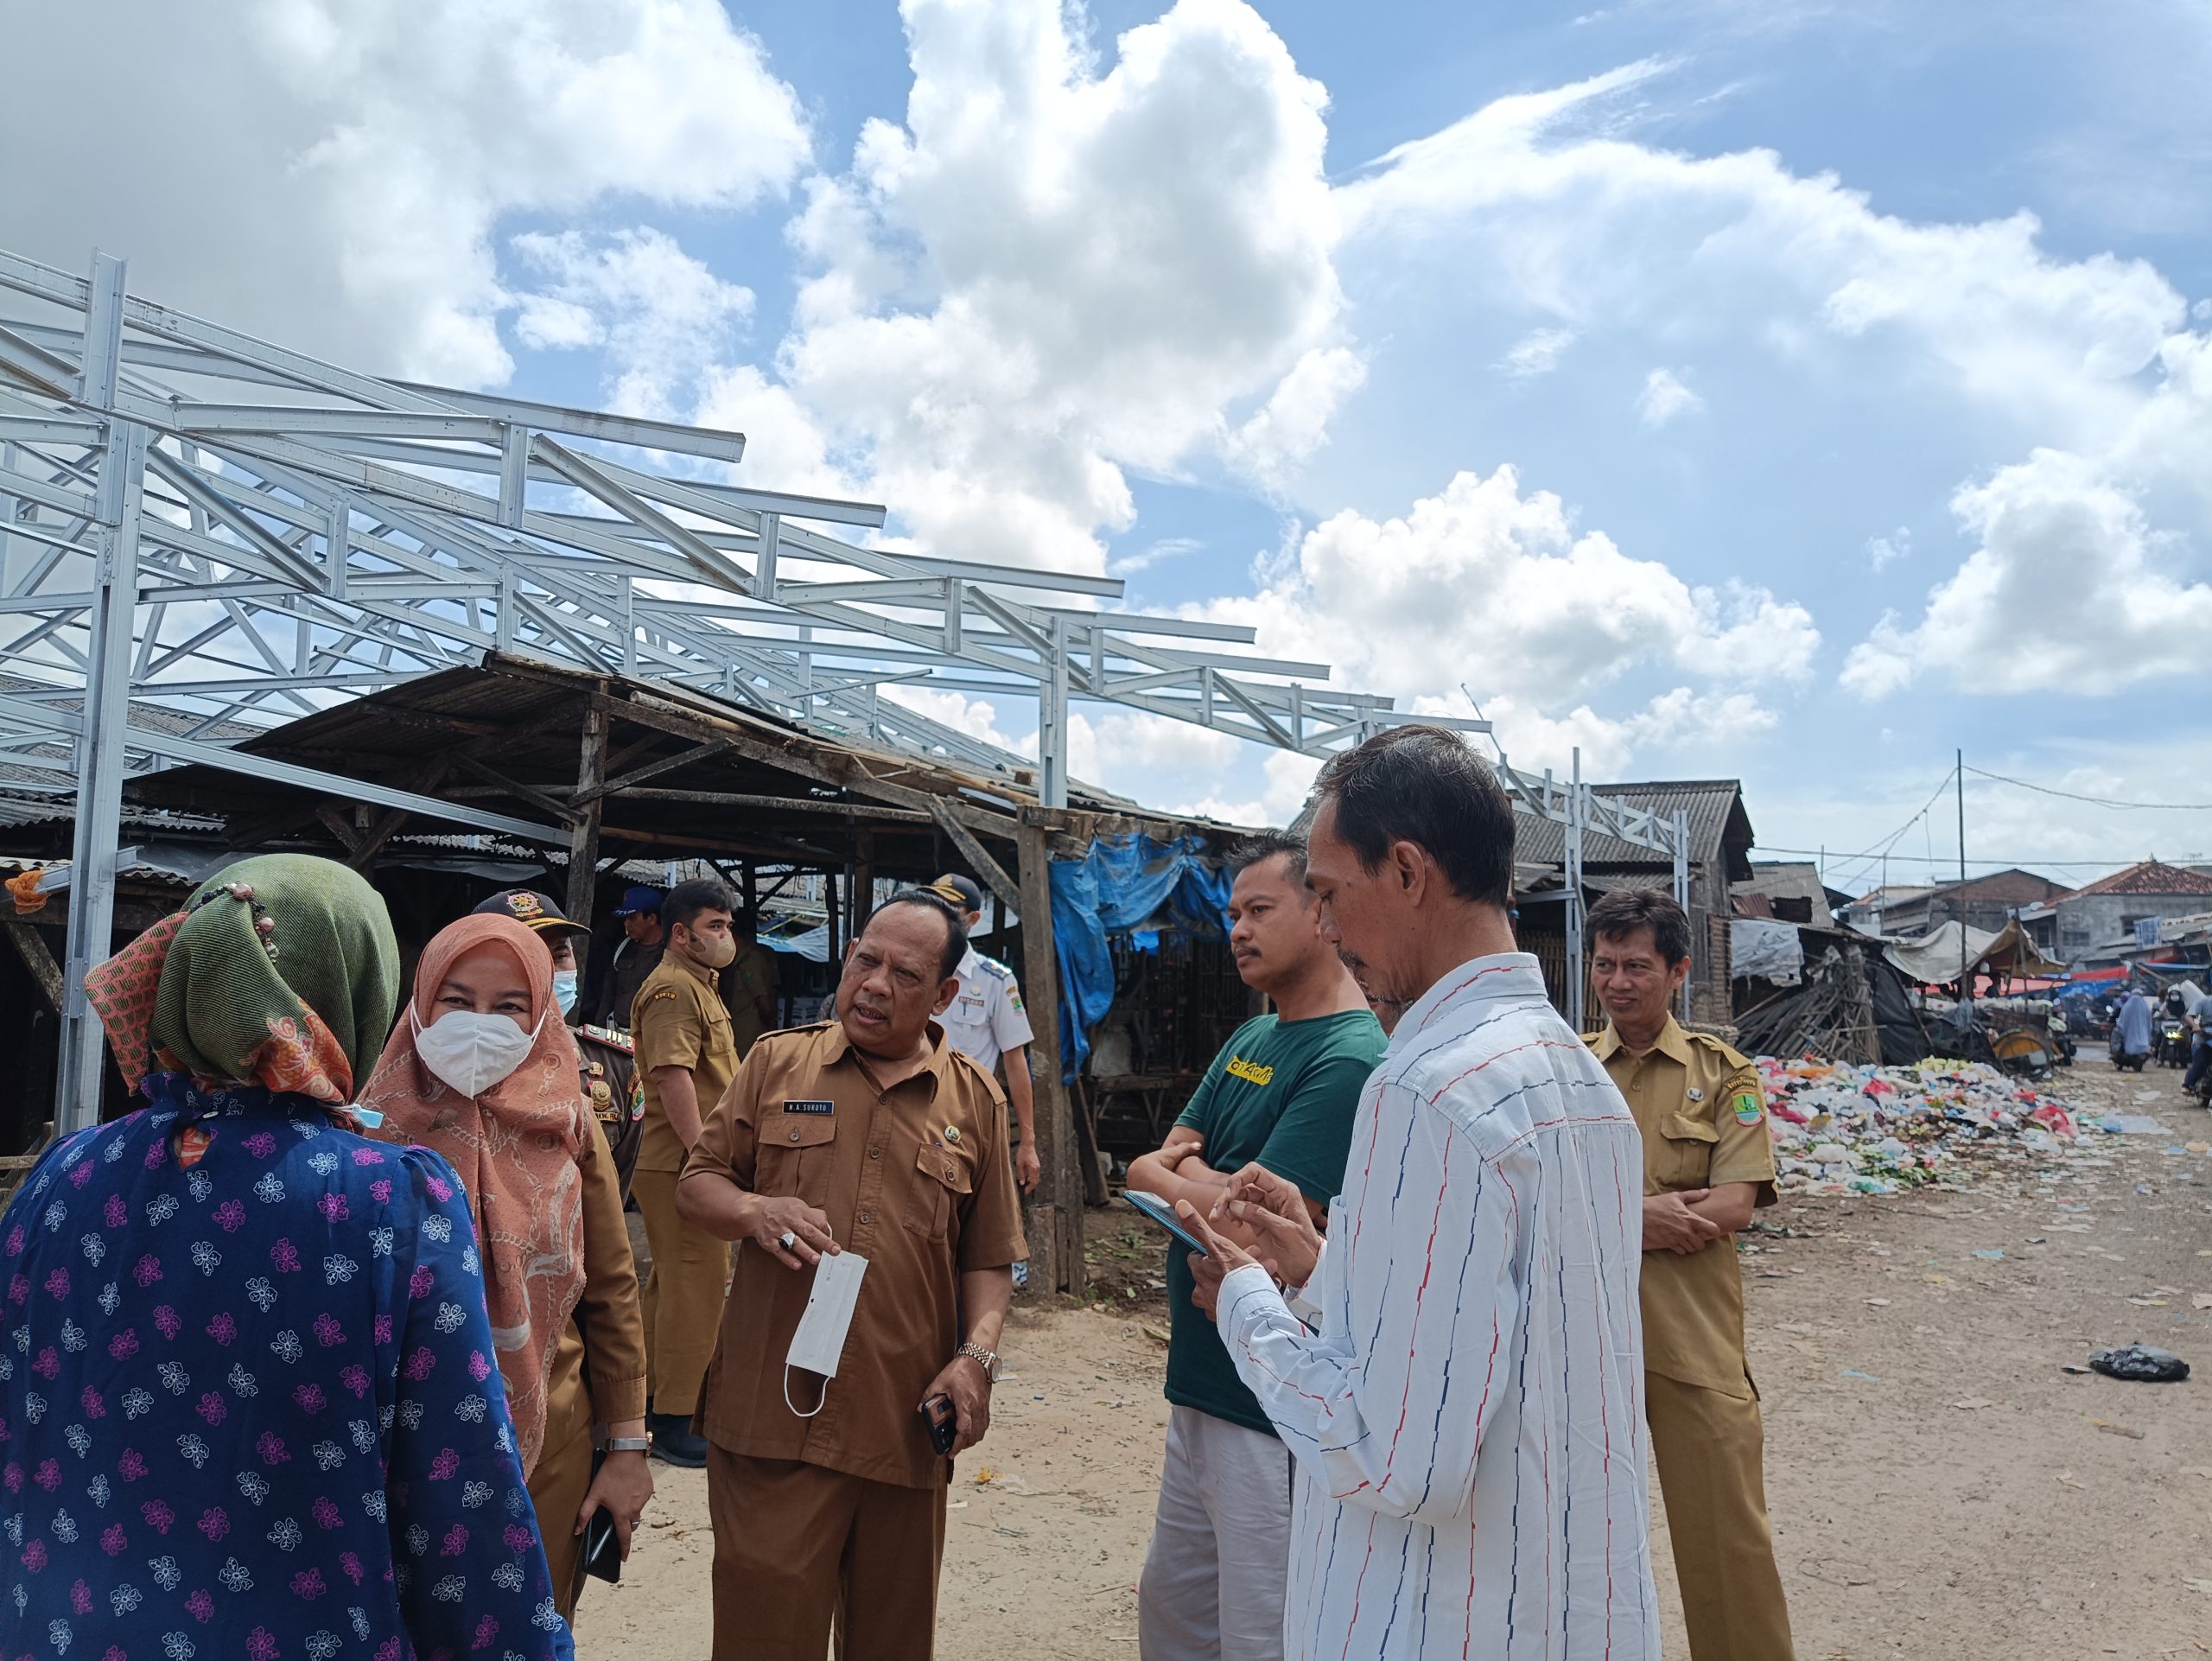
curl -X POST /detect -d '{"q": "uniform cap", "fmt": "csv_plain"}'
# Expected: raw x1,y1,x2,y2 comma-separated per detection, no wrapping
611,884,664,918
472,888,590,939
929,874,985,913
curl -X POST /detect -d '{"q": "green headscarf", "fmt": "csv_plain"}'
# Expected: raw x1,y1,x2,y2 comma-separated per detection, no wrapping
88,853,400,1098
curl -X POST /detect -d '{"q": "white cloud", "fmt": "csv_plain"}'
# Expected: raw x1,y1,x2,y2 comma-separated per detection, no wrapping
1224,346,1370,493
1497,327,1578,377
1865,527,1911,570
1182,467,1814,778
770,0,1349,571
1338,58,2184,445
1109,538,1205,577
0,1,809,386
1205,465,1816,705
512,228,754,419
1844,328,2212,697
1637,366,1704,426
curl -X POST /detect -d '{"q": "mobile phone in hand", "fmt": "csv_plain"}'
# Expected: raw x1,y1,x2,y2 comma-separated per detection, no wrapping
922,1393,958,1455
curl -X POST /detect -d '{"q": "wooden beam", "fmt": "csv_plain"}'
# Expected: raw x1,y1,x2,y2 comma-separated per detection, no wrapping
566,700,607,925
601,690,1027,843
925,798,1020,911
451,752,579,825
574,738,733,806
1017,821,1084,1295
2,921,63,1013
600,823,845,863
344,807,411,870
607,787,932,824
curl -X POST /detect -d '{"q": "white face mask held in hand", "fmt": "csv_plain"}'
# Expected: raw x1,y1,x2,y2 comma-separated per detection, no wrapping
412,1006,542,1099
783,1247,869,1418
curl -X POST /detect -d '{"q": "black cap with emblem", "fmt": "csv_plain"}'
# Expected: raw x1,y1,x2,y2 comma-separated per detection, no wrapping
472,888,592,940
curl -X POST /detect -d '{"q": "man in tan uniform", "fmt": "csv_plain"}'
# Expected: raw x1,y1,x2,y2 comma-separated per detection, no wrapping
631,875,741,1468
677,888,1026,1661
1584,888,1795,1661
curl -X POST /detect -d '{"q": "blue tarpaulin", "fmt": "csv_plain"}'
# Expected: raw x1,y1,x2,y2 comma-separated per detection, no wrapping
1048,833,1231,1079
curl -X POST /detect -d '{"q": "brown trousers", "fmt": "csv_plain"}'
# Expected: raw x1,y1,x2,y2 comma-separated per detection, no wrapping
707,1447,947,1661
531,1412,596,1624
1647,1370,1796,1661
632,1167,727,1418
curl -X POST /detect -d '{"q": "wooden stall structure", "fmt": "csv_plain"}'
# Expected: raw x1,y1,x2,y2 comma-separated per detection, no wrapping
47,652,1252,1293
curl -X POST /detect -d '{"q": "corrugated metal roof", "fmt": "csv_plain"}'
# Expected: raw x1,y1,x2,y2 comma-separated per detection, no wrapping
2063,859,2212,899
1732,860,1838,927
1513,780,1754,878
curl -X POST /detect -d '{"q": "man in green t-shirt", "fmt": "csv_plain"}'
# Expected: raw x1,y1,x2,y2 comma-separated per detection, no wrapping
1124,833,1386,1661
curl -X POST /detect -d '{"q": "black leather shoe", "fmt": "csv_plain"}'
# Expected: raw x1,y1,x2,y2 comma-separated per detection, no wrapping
648,1411,708,1468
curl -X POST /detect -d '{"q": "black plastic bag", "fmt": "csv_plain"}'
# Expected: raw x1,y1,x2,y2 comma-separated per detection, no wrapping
2088,1343,2191,1383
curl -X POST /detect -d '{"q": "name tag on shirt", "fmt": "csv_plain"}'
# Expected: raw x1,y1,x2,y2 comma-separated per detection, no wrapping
782,1099,836,1116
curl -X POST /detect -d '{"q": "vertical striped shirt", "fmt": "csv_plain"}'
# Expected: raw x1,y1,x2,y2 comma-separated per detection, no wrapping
1215,953,1658,1660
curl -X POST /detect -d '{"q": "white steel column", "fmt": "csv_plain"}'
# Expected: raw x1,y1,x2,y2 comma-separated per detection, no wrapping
58,254,146,1130
1673,808,1692,1022
1038,614,1070,810
1565,746,1586,1034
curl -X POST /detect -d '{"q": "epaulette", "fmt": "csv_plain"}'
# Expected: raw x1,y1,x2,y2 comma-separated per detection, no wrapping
575,1023,634,1055
974,954,1016,982
1686,1029,1754,1067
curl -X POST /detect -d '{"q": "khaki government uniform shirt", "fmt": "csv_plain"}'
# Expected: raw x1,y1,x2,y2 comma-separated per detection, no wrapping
632,950,738,1176
682,1020,1028,1490
542,1117,650,1449
1587,1016,1777,1397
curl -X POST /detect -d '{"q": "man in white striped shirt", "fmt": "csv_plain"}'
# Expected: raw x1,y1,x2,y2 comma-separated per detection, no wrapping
1178,727,1658,1660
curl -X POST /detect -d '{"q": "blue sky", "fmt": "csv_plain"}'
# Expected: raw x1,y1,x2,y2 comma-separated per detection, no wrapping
7,0,2210,898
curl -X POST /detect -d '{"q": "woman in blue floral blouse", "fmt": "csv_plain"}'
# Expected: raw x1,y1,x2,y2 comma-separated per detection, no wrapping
0,854,572,1659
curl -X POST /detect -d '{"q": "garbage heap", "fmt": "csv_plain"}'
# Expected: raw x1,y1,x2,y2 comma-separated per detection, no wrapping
1755,1055,2078,1195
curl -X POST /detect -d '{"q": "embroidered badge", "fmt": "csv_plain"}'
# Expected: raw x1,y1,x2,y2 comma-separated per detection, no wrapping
782,1100,835,1116
1732,1091,1764,1126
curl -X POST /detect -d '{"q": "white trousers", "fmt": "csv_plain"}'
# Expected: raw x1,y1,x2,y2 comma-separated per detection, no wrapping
1138,1404,1294,1661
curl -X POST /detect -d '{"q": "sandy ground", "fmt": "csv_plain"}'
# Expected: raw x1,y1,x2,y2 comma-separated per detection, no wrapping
588,1056,2212,1658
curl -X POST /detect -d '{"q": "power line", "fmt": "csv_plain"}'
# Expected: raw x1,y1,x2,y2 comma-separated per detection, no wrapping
1754,843,2207,869
1963,765,2212,812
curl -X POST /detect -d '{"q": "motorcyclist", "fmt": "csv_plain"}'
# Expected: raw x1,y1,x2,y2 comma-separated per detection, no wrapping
2113,985,2154,1069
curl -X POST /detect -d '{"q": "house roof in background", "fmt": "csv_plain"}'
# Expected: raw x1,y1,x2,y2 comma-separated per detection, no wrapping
2063,859,2212,900
1514,780,1754,881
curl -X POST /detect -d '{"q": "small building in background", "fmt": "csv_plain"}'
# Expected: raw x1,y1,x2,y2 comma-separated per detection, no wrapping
2031,859,2212,963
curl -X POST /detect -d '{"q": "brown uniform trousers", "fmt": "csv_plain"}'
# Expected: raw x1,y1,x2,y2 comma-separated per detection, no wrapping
708,1450,948,1660
632,950,739,1419
1591,1018,1796,1661
509,1121,650,1623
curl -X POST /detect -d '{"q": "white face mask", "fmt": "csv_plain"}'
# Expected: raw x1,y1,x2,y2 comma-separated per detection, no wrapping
412,1005,542,1099
552,970,580,1017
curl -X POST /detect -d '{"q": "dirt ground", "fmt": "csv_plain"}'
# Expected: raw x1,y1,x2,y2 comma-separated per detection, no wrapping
589,1056,2212,1658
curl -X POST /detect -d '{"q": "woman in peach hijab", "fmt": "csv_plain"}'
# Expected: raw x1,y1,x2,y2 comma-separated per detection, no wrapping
361,912,655,1620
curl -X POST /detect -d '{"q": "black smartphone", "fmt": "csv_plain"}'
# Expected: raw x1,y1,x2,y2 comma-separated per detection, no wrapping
581,1505,621,1587
922,1393,958,1455
1122,1189,1211,1257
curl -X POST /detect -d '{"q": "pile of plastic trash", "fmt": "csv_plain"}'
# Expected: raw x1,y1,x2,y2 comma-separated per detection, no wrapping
1754,1056,2078,1195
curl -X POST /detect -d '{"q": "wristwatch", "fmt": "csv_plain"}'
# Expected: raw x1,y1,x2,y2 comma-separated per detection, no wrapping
956,1340,1001,1383
604,1437,651,1454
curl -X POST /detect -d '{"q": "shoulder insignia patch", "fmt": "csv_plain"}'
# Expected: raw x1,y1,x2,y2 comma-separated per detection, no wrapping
648,988,678,1004
1732,1091,1764,1126
976,954,1014,980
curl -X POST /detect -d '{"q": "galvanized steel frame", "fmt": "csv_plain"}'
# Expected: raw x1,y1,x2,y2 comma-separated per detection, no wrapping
0,248,1683,1124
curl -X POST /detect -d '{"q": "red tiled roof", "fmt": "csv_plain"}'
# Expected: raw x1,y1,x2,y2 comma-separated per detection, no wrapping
2063,860,2212,899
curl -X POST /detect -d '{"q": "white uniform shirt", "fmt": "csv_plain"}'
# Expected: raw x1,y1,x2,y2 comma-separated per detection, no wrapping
938,945,1034,1073
1215,953,1658,1660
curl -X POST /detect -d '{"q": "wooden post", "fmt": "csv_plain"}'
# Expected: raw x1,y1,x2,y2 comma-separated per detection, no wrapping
853,832,875,934
1017,821,1084,1295
566,700,607,927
